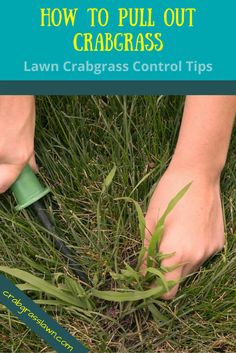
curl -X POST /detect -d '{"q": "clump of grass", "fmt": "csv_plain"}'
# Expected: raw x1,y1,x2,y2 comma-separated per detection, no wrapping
2,172,234,353
0,167,191,331
91,167,191,303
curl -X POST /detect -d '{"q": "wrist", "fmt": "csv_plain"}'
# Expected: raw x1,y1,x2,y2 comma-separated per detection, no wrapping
168,153,223,183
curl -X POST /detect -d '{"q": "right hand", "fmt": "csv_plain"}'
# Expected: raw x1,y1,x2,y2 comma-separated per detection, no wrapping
140,165,225,300
0,96,37,193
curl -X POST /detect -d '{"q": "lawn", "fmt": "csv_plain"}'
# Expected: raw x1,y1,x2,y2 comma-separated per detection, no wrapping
0,96,235,353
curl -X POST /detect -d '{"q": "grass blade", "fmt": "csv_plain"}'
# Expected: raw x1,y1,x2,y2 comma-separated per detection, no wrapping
148,303,168,322
115,197,146,241
0,266,88,308
158,182,192,225
91,280,176,302
147,224,164,267
101,165,117,193
145,267,169,291
147,183,192,265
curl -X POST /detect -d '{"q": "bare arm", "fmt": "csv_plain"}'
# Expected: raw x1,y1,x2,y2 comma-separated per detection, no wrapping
0,95,37,193
143,95,236,300
171,95,236,178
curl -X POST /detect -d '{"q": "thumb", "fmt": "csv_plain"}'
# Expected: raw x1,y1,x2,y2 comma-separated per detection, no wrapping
159,256,183,300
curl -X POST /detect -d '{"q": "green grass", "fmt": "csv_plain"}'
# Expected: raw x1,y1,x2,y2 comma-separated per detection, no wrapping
0,96,235,353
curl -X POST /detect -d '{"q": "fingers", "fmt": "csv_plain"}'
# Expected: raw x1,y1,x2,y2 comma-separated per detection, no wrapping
160,253,185,300
142,210,185,300
0,164,24,193
142,209,190,300
0,155,38,194
0,152,39,194
161,268,182,300
159,246,208,300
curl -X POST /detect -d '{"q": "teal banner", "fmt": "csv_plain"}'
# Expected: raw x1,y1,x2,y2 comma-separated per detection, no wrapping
0,0,235,81
0,275,88,353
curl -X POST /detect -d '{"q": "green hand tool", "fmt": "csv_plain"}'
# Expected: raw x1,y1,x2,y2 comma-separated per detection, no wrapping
11,165,89,284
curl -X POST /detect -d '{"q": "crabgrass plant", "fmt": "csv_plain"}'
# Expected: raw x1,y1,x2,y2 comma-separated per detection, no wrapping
91,166,191,303
0,166,190,311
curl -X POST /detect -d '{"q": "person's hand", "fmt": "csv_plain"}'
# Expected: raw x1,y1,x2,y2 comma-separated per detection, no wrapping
141,164,225,300
0,96,37,193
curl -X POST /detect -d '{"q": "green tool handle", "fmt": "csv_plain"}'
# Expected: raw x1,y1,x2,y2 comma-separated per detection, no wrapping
11,165,89,284
11,165,50,211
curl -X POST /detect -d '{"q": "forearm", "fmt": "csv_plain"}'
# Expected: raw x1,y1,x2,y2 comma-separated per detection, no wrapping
0,95,34,114
170,95,236,179
0,96,35,164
